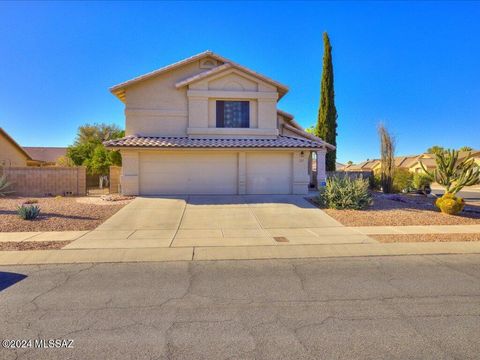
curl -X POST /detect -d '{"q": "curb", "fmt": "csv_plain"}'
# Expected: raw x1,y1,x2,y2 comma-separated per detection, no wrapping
1,242,480,266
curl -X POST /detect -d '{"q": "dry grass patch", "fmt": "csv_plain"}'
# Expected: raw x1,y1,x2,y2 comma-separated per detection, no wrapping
0,241,72,251
373,233,480,243
0,196,130,232
315,193,480,226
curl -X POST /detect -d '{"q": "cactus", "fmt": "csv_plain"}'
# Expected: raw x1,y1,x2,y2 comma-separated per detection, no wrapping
378,124,396,193
420,149,480,195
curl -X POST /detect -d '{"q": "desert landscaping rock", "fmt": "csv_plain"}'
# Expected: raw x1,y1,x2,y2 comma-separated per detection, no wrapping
321,193,480,226
0,197,128,232
0,240,71,251
372,233,480,243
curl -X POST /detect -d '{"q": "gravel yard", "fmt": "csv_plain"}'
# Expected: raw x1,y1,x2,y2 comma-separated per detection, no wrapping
0,241,71,251
318,192,480,226
0,196,130,232
372,233,480,243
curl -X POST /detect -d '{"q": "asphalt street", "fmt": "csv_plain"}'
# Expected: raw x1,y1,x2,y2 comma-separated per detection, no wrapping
431,189,480,204
1,255,480,359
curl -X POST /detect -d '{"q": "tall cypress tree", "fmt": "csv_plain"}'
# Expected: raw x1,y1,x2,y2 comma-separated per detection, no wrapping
315,32,338,171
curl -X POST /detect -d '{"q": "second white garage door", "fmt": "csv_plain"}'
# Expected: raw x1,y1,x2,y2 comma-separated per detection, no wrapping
139,151,238,195
246,152,292,194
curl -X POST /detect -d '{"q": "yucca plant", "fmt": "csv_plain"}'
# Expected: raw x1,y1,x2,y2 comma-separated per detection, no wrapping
421,149,480,195
0,174,12,196
319,176,372,210
17,205,41,220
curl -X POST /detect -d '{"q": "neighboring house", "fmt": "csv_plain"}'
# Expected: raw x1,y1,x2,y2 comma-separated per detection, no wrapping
0,127,68,168
24,147,67,166
343,159,381,172
0,127,32,167
408,154,436,173
105,51,334,195
311,160,344,172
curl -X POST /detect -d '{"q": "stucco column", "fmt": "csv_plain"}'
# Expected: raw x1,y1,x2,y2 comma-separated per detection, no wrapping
238,152,246,195
121,151,139,196
316,149,327,188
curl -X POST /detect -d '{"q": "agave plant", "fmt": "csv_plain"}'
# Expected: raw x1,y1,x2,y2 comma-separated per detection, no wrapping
421,149,480,195
0,174,12,196
17,205,41,220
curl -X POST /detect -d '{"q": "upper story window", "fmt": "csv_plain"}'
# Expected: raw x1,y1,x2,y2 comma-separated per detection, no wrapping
216,101,250,128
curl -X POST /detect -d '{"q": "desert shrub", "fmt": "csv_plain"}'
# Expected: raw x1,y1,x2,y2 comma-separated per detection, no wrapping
413,172,432,190
435,193,464,215
393,168,413,193
17,205,41,220
319,176,372,210
0,175,12,196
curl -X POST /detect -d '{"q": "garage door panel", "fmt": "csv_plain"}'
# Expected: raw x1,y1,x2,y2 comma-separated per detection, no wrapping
246,152,292,194
139,152,237,195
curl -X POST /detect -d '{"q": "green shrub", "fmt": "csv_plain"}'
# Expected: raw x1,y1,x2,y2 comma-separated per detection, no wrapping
319,176,372,210
393,169,413,193
412,172,432,190
17,205,41,220
436,193,464,215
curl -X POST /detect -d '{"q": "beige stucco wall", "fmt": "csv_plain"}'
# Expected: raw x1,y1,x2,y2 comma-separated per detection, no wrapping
120,149,310,195
124,62,280,138
124,61,206,136
0,135,28,167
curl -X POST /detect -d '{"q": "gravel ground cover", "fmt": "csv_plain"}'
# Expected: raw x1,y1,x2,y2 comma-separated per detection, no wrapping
372,233,480,243
315,192,480,226
0,196,129,232
0,240,71,251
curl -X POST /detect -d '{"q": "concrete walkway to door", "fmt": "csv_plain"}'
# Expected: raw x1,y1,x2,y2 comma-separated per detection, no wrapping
64,195,375,249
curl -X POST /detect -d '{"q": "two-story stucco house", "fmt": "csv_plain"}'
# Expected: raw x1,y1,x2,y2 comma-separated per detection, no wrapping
105,51,334,195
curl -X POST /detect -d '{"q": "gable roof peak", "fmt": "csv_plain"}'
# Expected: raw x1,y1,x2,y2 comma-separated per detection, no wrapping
110,50,288,102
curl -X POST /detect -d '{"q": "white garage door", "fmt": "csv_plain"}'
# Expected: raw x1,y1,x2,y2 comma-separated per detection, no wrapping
139,152,238,195
246,152,292,194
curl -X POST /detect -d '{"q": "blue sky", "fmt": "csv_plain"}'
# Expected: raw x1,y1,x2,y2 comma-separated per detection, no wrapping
0,1,479,163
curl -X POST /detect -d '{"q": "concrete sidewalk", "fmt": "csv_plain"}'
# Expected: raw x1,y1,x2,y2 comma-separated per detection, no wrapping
2,224,480,244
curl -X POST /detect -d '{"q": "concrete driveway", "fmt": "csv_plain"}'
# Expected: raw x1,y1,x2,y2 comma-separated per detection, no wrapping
66,195,373,249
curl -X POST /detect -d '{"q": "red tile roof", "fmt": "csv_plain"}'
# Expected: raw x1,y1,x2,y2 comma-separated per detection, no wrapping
104,135,326,149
